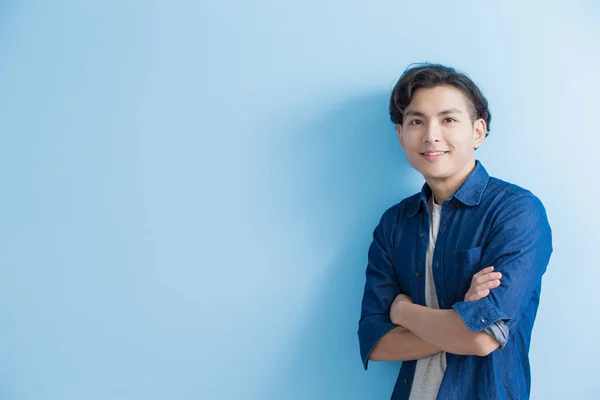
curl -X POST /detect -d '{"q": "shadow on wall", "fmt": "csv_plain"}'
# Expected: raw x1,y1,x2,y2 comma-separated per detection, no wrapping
265,92,416,400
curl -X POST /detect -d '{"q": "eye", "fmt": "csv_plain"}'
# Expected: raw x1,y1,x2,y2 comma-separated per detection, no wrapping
409,119,423,125
444,117,456,123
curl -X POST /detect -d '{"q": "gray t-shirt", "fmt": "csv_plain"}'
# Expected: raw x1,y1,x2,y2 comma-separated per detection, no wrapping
409,197,508,400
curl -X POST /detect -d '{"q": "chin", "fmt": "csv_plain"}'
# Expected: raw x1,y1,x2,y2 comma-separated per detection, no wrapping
422,171,451,181
417,164,452,180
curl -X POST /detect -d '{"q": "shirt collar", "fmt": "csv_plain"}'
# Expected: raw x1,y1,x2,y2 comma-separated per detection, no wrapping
408,160,490,217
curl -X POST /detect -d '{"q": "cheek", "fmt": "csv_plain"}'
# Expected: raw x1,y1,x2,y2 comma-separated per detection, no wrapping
405,125,426,137
448,134,475,151
400,132,419,148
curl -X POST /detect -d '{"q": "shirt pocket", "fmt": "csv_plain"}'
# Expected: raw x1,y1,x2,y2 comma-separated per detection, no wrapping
454,246,483,301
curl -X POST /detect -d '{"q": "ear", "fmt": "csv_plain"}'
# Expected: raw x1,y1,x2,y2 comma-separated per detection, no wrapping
397,124,405,149
473,118,486,149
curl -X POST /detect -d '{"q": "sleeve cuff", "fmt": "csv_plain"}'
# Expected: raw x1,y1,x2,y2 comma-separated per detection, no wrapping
452,297,510,333
358,317,397,370
483,320,509,349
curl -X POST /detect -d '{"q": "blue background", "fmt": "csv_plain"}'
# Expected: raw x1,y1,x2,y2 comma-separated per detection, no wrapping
1,1,599,399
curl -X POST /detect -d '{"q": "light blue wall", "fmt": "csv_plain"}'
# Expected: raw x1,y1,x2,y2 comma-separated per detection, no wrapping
1,1,598,399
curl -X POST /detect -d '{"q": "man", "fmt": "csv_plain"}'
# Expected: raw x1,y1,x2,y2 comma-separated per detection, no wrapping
357,63,553,400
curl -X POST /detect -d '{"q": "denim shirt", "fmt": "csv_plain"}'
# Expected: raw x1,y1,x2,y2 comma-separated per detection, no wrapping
358,161,553,400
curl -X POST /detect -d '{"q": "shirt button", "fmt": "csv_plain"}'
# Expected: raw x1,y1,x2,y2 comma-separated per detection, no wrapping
404,378,409,384
481,318,486,323
419,233,425,238
434,261,439,268
415,272,421,278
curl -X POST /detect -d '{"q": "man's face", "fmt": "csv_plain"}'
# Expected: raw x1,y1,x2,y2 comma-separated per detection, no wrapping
397,85,486,183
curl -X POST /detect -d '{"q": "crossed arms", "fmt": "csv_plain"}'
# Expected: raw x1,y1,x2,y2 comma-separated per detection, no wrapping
370,267,502,362
358,194,553,368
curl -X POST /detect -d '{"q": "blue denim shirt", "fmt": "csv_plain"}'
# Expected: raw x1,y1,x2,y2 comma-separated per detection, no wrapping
358,161,553,400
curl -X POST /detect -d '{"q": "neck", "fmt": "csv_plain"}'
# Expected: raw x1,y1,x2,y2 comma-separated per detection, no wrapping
426,160,477,204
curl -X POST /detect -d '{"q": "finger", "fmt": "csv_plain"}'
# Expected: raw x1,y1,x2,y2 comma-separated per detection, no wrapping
468,280,501,301
476,279,501,292
473,266,494,279
469,288,490,301
475,271,502,285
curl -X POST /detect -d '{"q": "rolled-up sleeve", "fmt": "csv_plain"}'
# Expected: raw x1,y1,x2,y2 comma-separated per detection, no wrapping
453,192,553,338
483,321,509,349
358,207,401,370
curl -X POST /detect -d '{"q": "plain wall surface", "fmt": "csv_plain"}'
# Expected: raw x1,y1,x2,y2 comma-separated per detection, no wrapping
1,1,599,399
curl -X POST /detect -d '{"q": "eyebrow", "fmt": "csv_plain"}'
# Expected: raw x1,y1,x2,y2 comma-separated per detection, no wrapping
404,108,463,117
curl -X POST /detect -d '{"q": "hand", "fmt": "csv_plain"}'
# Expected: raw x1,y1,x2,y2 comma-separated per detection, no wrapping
390,293,413,328
464,266,502,302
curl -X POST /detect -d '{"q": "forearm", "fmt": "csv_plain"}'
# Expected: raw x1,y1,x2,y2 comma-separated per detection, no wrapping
370,326,442,362
391,302,499,356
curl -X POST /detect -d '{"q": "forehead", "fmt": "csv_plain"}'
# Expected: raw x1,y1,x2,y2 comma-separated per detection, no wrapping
405,85,470,114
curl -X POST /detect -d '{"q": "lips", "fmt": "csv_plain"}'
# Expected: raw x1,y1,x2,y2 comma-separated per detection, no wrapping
421,150,449,161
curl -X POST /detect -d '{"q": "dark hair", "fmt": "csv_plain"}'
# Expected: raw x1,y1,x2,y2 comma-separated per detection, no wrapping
389,63,491,135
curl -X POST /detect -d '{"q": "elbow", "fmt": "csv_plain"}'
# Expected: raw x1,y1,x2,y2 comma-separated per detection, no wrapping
369,344,392,362
367,338,386,362
472,333,500,357
475,344,497,357
368,347,382,362
476,342,500,357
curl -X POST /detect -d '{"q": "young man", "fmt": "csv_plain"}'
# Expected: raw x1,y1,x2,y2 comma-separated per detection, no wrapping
358,64,553,400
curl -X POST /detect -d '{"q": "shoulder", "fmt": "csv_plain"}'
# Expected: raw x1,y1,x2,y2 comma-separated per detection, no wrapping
485,176,547,211
484,176,551,230
374,192,421,241
379,192,421,222
370,193,420,248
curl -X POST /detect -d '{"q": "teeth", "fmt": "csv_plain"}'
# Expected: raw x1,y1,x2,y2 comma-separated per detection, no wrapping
425,151,446,156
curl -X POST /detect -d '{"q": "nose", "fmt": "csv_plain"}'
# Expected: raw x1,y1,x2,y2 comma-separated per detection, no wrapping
423,121,442,143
